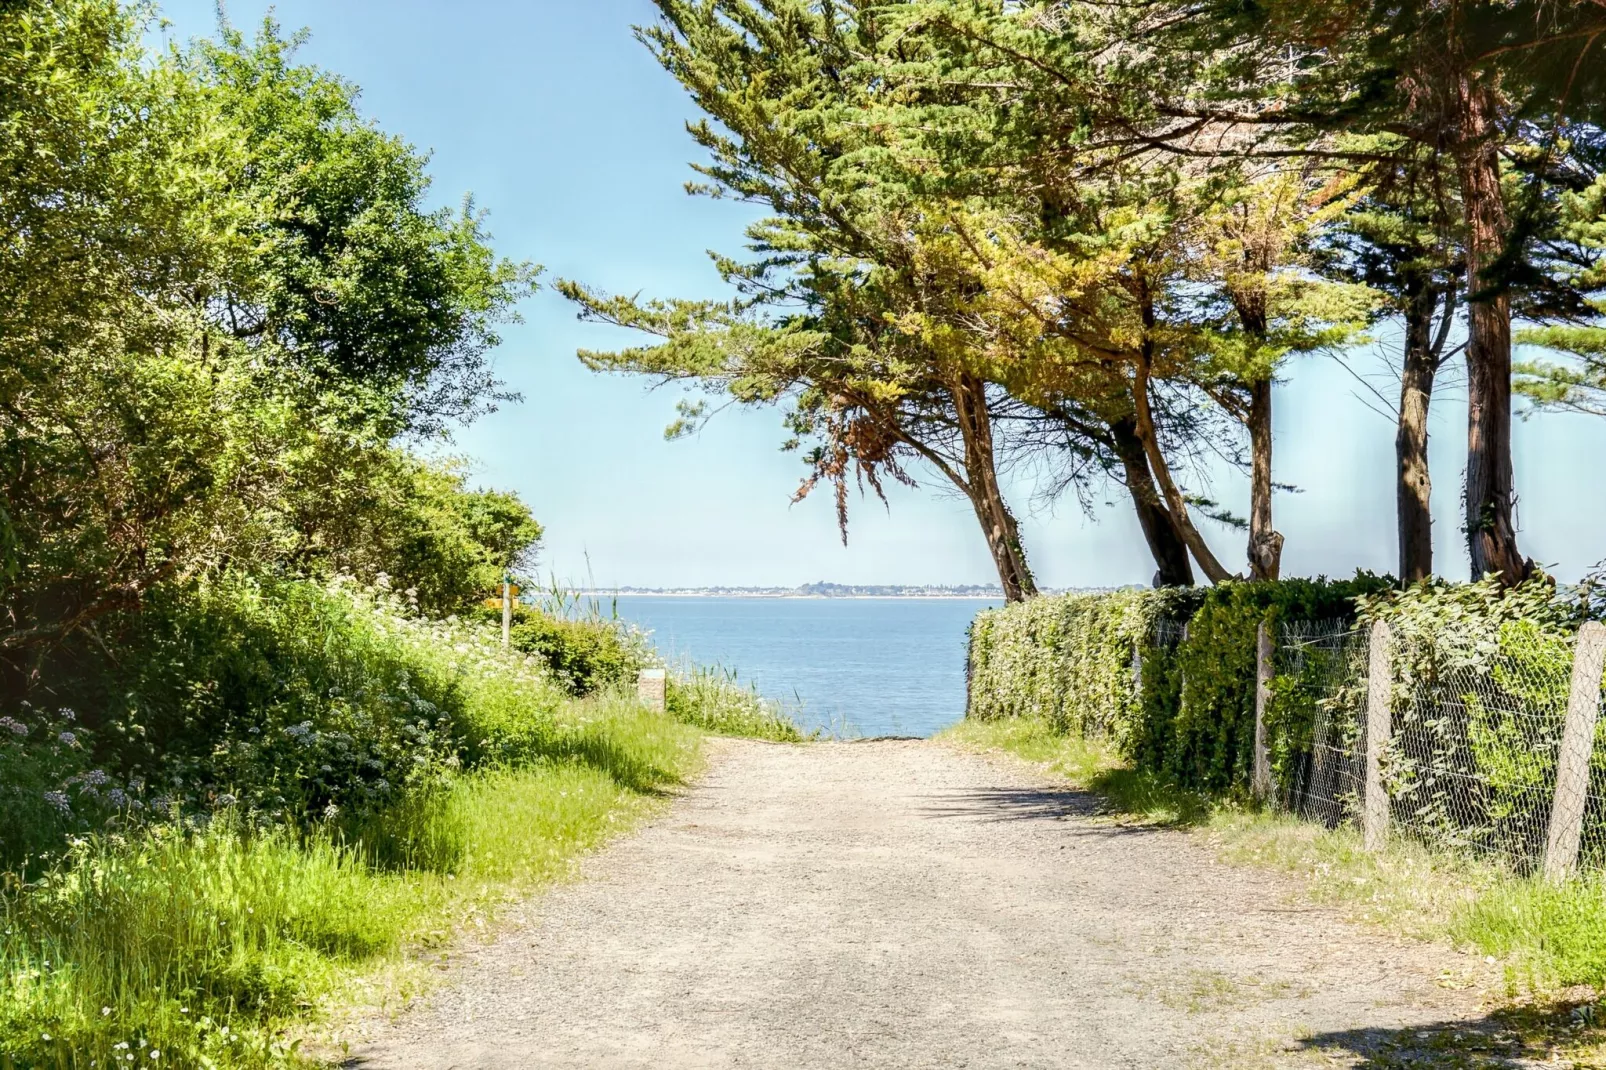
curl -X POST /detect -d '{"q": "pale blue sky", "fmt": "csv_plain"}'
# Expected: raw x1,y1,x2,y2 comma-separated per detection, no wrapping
159,0,1606,588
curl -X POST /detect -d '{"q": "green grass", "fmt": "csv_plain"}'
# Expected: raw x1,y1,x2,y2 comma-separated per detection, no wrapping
0,697,702,1069
666,666,808,743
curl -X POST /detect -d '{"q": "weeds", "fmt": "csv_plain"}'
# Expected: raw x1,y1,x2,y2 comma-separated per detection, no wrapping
0,700,702,1068
0,574,770,1069
666,666,807,743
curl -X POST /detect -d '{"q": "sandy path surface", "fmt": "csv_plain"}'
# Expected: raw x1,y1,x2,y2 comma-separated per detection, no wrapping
347,739,1497,1069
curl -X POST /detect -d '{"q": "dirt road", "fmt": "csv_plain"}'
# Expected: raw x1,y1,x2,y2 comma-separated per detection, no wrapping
348,739,1494,1069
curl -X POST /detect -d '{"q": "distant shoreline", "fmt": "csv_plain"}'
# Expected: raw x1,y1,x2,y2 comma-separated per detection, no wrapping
577,592,1012,600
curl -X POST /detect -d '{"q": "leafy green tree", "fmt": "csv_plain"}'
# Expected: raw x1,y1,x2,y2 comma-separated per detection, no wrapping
1315,141,1465,583
0,0,233,657
1090,0,1606,583
857,4,1381,583
561,0,1047,599
288,447,543,614
179,19,541,435
1515,134,1606,419
0,3,539,676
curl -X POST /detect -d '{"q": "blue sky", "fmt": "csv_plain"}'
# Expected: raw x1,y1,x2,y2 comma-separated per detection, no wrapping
159,0,1606,589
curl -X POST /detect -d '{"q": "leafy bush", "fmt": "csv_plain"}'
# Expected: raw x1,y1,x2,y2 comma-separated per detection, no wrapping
288,449,544,616
967,575,1390,798
1165,577,1391,794
498,605,651,697
0,707,111,875
1358,577,1591,861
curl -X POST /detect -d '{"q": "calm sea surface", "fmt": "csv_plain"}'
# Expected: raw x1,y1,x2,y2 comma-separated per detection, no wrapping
608,597,1001,739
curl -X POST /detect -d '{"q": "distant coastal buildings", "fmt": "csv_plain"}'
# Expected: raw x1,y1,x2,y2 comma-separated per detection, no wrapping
577,582,1103,598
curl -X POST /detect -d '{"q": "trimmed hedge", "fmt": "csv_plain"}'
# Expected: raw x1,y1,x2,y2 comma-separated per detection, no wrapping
967,575,1391,797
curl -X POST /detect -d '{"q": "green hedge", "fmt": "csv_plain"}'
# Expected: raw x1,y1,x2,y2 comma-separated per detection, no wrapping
967,575,1391,797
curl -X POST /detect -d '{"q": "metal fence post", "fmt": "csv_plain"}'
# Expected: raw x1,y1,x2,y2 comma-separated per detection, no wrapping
1543,622,1606,881
1363,620,1394,852
1253,620,1274,802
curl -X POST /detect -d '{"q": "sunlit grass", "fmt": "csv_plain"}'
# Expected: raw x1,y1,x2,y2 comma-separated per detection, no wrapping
941,717,1212,826
0,701,703,1069
665,665,808,743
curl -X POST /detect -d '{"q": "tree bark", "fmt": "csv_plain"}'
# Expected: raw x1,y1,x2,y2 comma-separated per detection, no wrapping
1454,72,1530,585
1397,284,1441,584
1130,360,1234,584
1109,414,1194,586
953,372,1038,601
1246,378,1283,581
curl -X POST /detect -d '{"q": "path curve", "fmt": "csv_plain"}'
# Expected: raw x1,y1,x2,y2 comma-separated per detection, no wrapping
348,739,1493,1069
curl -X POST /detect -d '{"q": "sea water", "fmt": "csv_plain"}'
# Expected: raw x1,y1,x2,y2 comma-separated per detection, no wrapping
607,597,1001,739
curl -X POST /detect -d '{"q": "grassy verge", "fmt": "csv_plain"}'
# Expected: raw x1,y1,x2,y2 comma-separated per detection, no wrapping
0,698,702,1069
943,716,1606,1064
666,666,808,743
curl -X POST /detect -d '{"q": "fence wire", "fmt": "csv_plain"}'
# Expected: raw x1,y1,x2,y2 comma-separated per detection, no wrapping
1389,643,1581,871
1272,622,1605,873
1278,622,1368,830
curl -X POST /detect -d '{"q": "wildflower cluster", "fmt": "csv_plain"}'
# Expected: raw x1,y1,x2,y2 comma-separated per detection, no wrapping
0,705,145,860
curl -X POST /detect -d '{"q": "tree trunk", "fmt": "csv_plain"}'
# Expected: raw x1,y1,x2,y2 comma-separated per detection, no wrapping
954,372,1038,601
1454,73,1530,585
1246,378,1282,580
1110,414,1194,586
1397,285,1440,584
1130,361,1234,584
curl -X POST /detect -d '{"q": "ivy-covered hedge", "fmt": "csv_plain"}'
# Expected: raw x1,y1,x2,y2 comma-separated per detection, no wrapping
967,575,1392,797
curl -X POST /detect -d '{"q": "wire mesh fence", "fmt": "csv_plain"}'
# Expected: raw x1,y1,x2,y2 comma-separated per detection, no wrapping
1389,643,1573,871
1269,619,1606,874
1277,622,1368,830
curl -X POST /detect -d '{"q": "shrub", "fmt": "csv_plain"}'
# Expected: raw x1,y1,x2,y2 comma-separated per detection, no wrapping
1,574,580,874
967,575,1390,798
497,605,651,697
0,707,109,875
1165,577,1391,795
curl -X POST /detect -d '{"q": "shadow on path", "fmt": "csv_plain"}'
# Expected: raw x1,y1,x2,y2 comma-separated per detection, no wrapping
917,785,1106,823
1296,1005,1600,1068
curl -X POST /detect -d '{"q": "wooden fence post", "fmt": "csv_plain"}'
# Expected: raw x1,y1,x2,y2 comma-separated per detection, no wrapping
1253,620,1274,802
1363,620,1393,852
501,579,512,648
637,668,667,713
1543,622,1606,881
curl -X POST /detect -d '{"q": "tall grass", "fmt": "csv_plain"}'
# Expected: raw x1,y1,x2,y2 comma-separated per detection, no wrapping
0,570,750,1069
665,666,808,743
0,700,701,1069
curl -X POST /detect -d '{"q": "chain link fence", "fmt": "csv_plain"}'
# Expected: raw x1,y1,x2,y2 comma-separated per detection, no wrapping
1269,619,1606,875
1277,622,1368,831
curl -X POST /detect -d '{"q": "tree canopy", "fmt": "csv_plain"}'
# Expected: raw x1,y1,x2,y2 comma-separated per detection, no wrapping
563,0,1606,597
0,1,542,674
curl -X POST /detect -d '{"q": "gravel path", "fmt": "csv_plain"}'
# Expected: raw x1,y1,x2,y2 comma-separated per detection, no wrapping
346,739,1496,1069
